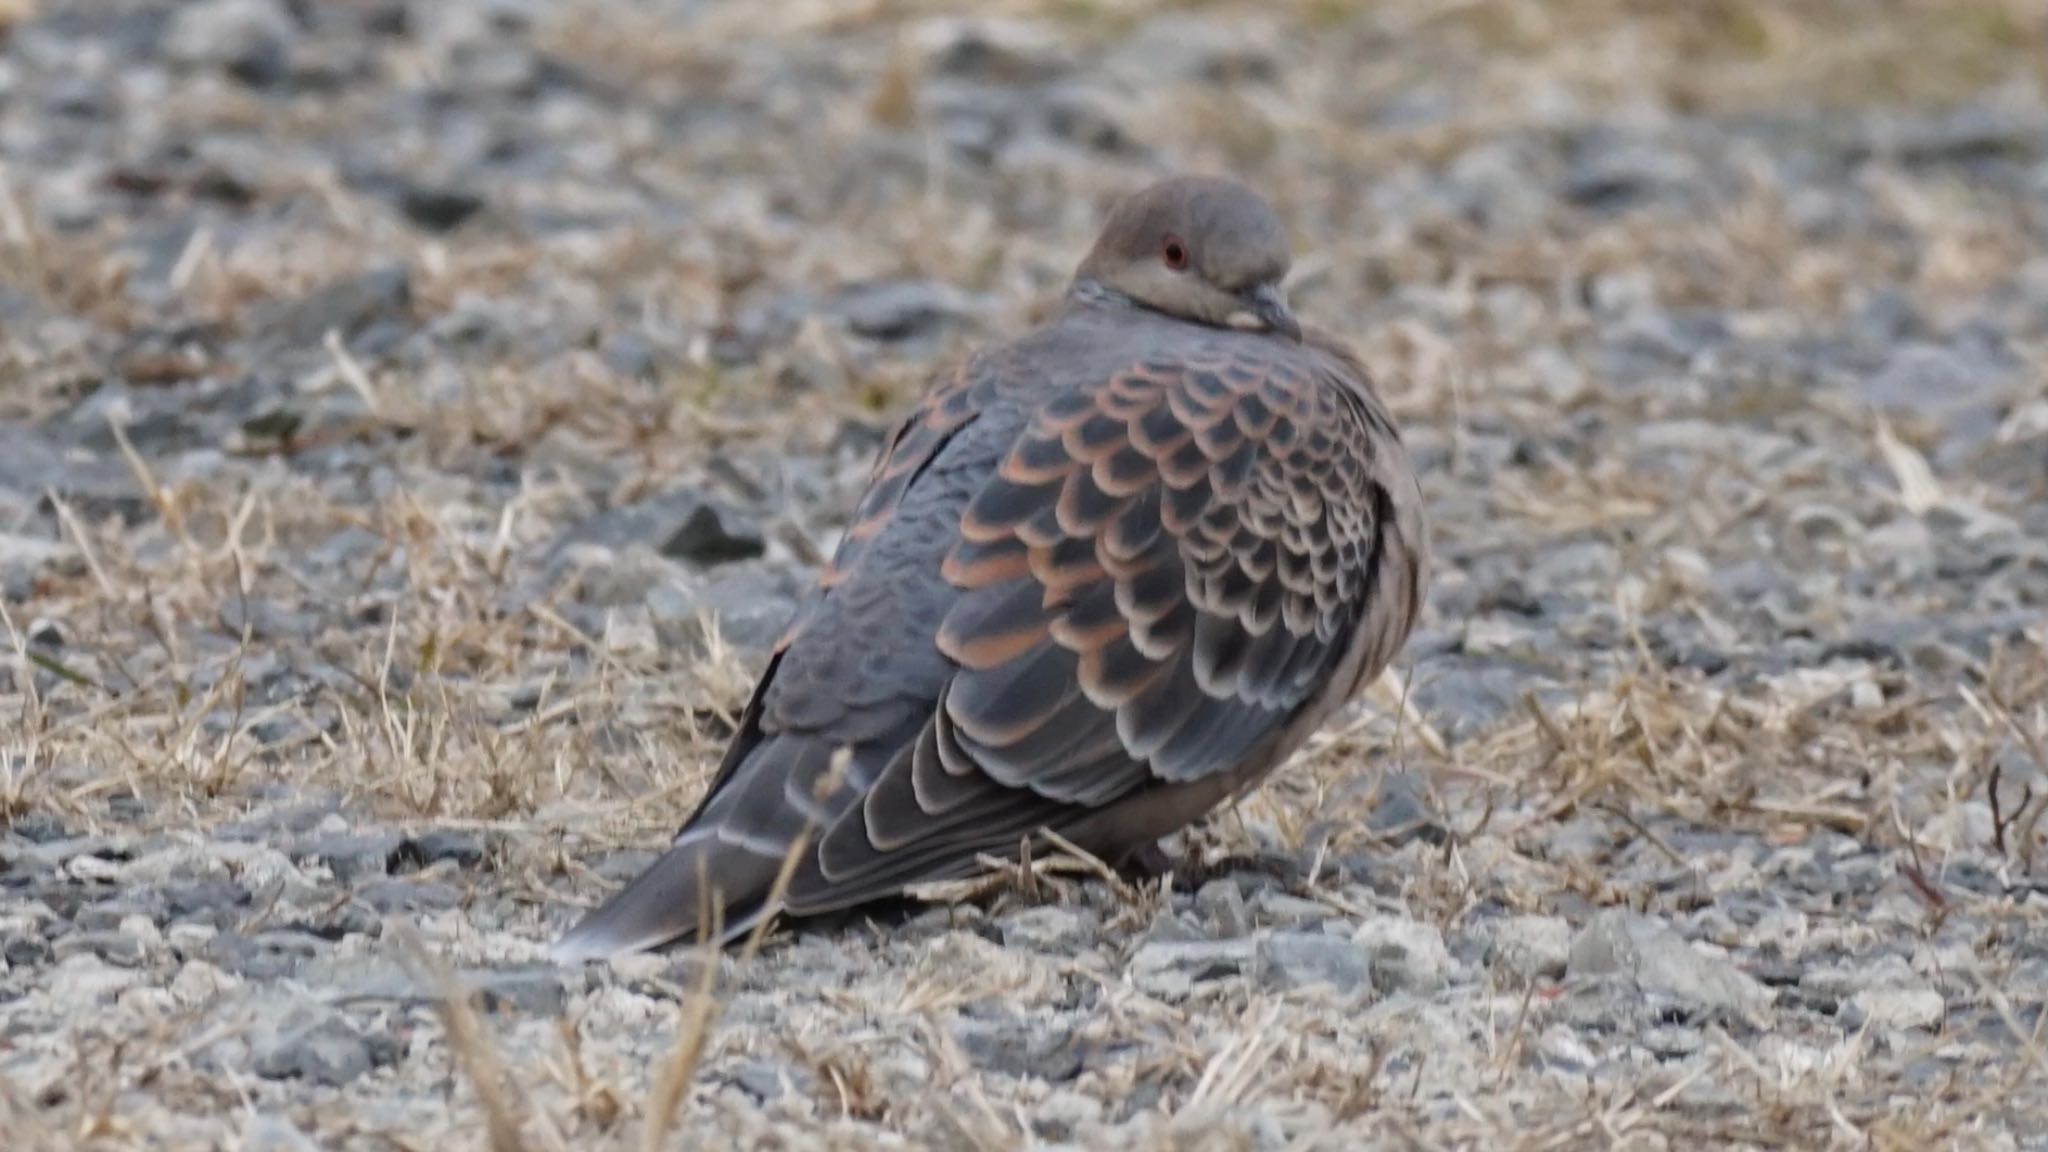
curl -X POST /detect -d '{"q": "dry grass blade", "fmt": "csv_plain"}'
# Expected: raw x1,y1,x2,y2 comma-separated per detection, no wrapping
639,747,850,1151
4,1,2046,1147
390,923,528,1152
1039,827,1139,903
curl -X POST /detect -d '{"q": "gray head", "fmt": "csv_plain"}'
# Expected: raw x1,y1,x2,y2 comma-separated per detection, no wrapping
1072,175,1299,341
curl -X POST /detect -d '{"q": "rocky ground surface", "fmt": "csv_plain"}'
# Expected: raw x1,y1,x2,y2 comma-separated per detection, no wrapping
3,0,2048,1149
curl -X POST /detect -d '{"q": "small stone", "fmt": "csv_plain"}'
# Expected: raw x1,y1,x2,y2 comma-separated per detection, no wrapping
165,0,296,89
1365,769,1448,846
730,1060,802,1103
162,879,252,922
4,811,70,845
1128,938,1254,998
206,931,325,980
294,833,401,884
1030,1090,1104,1141
1475,915,1572,983
1353,917,1452,994
914,17,1075,84
1567,911,1771,1017
562,489,766,570
1193,880,1252,938
253,265,412,357
240,1114,322,1152
4,934,50,966
74,896,166,933
53,930,150,967
253,1007,396,1087
647,564,806,657
1840,986,1945,1031
836,279,974,341
397,183,485,232
47,954,144,1002
1248,889,1334,927
658,501,767,567
355,879,463,914
1107,14,1279,85
953,1016,1083,1081
1258,932,1371,994
12,835,121,873
392,830,485,872
601,330,660,380
467,966,568,1016
1562,132,1697,213
0,533,75,600
999,906,1094,952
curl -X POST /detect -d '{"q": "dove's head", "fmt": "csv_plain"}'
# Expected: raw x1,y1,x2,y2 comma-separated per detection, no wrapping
1073,175,1300,342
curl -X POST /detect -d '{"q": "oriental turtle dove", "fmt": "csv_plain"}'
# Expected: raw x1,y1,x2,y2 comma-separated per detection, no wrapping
553,175,1428,961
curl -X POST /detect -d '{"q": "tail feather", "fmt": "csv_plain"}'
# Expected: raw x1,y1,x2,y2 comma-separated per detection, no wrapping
550,735,856,963
549,827,787,962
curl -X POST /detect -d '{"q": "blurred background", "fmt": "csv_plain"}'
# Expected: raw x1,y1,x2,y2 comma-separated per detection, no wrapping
2,1,2046,1148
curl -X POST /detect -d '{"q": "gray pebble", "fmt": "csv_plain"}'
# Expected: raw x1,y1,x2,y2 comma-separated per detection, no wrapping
953,1015,1084,1081
1129,938,1255,998
294,833,401,884
164,0,295,87
1470,915,1572,984
1364,769,1449,847
253,1008,398,1087
998,906,1095,952
1193,879,1253,938
468,966,569,1016
1354,917,1453,995
648,563,807,656
1248,889,1335,928
1568,911,1771,1017
355,879,464,914
1257,932,1372,994
1840,986,1946,1032
53,930,151,967
836,279,975,342
392,831,486,873
240,1114,322,1152
250,265,412,359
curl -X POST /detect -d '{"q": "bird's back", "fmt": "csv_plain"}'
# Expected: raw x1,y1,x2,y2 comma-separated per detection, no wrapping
551,297,1423,961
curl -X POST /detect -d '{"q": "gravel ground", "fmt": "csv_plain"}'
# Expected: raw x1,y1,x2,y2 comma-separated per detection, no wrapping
4,1,2048,1149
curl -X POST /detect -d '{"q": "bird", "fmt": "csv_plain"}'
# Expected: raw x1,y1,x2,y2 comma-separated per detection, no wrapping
551,175,1429,963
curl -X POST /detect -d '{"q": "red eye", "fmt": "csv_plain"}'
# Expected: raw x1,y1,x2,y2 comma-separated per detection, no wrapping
1161,235,1188,270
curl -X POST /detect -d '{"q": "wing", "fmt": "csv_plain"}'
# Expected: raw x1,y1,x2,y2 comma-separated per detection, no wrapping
793,337,1425,910
551,361,999,960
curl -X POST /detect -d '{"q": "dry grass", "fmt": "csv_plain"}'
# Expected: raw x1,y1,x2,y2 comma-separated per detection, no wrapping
2,0,2046,1147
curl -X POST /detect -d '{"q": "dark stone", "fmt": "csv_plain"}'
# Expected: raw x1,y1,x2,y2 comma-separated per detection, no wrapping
355,879,463,914
253,1009,399,1086
657,500,767,566
953,1017,1085,1082
391,830,485,872
207,931,324,980
397,183,485,231
162,879,253,921
6,813,71,845
54,930,150,966
836,279,972,341
294,834,402,884
466,967,568,1016
251,265,413,357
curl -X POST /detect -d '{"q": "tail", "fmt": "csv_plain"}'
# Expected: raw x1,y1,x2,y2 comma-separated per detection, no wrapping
548,828,788,962
549,735,849,964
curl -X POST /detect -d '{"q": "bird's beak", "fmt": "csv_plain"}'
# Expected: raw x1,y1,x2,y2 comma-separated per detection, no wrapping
1227,283,1301,342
